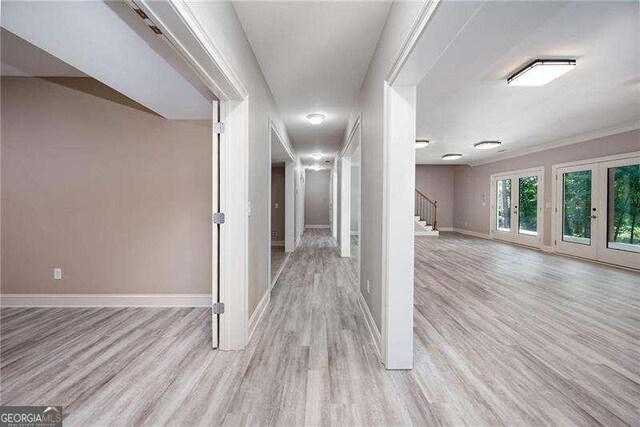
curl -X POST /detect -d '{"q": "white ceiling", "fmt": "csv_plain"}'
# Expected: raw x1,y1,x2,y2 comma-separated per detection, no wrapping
412,1,640,165
234,1,391,163
1,29,86,77
1,1,213,119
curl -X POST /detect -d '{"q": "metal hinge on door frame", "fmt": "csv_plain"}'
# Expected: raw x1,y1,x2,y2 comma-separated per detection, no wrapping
214,122,225,134
212,302,225,315
213,212,225,224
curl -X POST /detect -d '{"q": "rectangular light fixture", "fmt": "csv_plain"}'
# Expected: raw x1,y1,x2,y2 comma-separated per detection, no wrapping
507,59,576,86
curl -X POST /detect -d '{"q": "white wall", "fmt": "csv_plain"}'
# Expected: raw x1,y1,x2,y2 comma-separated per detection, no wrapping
304,170,331,226
344,2,424,331
188,2,290,317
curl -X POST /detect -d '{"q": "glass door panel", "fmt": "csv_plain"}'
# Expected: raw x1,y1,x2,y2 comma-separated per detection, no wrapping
562,170,592,245
518,176,538,236
496,179,511,232
607,163,640,254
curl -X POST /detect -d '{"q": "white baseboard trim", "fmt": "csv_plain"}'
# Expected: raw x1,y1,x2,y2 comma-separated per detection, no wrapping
270,252,291,291
356,289,382,362
305,224,330,229
248,289,270,342
0,293,212,307
452,228,491,240
541,245,555,253
438,227,454,232
296,235,302,247
271,240,285,247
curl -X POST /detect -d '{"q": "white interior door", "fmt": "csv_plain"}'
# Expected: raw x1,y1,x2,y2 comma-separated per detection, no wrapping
555,164,599,260
211,101,220,349
491,168,543,248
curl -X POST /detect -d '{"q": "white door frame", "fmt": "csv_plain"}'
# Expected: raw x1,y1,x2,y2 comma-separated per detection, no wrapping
490,166,544,248
339,113,362,258
268,119,296,292
139,0,249,350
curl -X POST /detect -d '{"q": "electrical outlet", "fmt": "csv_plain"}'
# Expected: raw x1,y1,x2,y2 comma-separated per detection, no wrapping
366,279,370,294
274,202,279,209
53,268,62,280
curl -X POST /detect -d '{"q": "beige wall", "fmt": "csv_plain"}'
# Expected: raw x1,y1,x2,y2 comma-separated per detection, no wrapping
271,166,285,242
304,170,330,226
1,77,212,294
415,165,454,228
453,129,640,245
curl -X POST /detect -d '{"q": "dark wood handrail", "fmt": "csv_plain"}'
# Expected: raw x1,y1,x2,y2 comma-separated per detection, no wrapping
415,189,438,230
415,189,437,207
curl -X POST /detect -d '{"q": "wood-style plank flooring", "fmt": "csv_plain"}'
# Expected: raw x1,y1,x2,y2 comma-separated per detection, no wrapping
1,230,639,425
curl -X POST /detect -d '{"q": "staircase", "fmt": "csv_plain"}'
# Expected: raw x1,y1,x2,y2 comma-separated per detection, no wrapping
415,189,439,236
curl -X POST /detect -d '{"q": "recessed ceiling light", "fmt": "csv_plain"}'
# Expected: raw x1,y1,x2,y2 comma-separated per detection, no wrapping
507,59,576,86
306,113,325,125
442,153,463,161
311,153,323,160
473,140,502,150
415,140,430,149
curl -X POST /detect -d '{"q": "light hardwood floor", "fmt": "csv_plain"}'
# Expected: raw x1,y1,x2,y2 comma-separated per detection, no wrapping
1,230,639,425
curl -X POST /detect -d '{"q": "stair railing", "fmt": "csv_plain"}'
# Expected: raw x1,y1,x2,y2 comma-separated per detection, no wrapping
415,189,438,230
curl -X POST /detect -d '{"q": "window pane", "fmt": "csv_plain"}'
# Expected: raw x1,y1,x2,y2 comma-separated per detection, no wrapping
496,179,511,231
518,176,538,235
562,170,592,245
607,164,640,253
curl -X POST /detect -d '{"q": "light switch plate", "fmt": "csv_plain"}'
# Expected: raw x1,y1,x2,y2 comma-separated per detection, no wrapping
53,268,62,280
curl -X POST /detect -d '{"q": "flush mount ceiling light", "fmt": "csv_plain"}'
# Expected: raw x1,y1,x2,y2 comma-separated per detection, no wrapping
507,59,576,86
415,139,430,149
311,153,323,160
473,140,502,150
306,113,326,125
442,153,463,161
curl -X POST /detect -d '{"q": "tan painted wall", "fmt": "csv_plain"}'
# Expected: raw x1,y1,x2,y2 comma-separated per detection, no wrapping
1,77,212,294
271,166,285,242
453,129,640,244
415,165,455,228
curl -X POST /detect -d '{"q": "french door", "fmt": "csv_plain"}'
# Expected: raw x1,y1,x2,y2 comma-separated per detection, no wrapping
491,168,544,248
554,154,640,269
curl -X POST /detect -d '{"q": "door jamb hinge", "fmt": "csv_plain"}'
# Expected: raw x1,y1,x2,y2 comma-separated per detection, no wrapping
214,122,225,134
212,302,225,315
213,212,225,224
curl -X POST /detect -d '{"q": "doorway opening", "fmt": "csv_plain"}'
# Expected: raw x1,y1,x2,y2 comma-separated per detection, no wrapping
269,124,295,291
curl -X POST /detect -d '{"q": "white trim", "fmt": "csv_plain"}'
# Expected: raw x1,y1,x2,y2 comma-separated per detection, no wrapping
271,241,285,247
452,228,491,239
340,113,362,157
270,252,290,291
0,294,211,307
551,150,640,171
350,231,359,236
385,0,441,85
438,227,454,232
339,156,352,257
356,290,382,361
305,224,330,229
542,245,555,253
296,235,302,248
248,289,270,342
470,123,640,167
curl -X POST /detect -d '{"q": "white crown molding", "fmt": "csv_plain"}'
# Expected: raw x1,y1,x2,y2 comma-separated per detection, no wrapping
385,0,442,85
0,294,211,307
469,122,640,167
269,117,296,162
